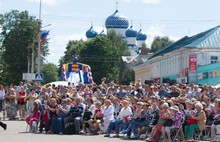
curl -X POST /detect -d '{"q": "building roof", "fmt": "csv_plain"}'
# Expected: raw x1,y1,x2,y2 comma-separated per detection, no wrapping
105,10,129,29
136,29,147,41
149,25,220,59
86,26,98,38
125,26,137,37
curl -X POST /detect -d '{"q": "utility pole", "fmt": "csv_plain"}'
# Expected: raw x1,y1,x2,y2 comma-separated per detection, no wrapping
31,43,34,73
37,0,42,74
27,47,30,73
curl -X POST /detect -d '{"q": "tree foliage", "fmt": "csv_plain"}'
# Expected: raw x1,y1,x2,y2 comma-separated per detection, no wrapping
150,36,174,53
0,10,49,84
42,63,58,84
59,30,131,84
0,47,3,81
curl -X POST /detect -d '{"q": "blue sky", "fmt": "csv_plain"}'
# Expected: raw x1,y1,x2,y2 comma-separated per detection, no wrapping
1,0,220,65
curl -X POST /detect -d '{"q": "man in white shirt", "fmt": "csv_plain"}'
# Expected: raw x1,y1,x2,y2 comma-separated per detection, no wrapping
16,81,23,93
102,99,114,133
104,99,132,137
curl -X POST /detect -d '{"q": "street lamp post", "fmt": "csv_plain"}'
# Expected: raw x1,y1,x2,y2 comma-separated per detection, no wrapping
37,0,42,74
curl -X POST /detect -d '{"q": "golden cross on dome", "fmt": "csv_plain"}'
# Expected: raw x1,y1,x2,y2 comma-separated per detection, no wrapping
91,21,93,27
131,20,133,26
116,0,118,10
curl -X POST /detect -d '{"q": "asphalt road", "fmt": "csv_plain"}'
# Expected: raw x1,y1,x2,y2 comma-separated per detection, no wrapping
0,120,145,142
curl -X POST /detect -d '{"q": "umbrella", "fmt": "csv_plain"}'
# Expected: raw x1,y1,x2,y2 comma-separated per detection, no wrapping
213,84,220,88
43,81,71,87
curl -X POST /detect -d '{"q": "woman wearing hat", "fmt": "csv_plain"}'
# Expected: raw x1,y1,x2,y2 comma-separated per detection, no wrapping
146,103,172,141
185,103,206,141
162,105,184,142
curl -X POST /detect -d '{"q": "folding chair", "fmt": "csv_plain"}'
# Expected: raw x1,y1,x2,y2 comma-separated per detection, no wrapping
170,117,185,142
144,124,154,139
25,111,41,133
170,127,184,142
204,125,212,140
194,128,205,141
26,120,39,133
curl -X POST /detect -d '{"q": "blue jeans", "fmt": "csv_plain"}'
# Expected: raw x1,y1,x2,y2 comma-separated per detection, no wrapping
107,119,123,134
124,119,134,136
131,121,148,138
51,116,65,134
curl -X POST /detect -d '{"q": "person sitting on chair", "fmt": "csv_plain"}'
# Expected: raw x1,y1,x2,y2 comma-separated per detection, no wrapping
87,101,104,135
25,101,40,132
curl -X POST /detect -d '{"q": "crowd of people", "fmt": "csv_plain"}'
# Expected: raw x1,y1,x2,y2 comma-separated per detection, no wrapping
0,80,220,142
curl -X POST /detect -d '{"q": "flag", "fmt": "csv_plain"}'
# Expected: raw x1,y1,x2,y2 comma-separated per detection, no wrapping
41,31,49,46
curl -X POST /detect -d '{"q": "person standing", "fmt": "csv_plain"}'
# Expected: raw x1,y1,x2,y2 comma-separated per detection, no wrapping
0,85,5,112
5,88,17,119
17,86,27,120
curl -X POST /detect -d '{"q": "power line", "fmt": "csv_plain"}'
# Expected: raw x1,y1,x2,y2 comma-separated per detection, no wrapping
32,14,220,23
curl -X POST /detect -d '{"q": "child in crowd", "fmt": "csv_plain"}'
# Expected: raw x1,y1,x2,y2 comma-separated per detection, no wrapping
25,101,40,128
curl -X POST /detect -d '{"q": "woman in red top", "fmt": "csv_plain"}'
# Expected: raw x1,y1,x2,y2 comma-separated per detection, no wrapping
17,86,26,120
146,103,172,141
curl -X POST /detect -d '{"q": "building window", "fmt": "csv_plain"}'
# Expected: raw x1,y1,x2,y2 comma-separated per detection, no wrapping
210,56,218,64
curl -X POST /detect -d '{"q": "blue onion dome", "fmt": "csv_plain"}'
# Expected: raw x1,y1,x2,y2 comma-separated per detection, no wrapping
86,26,98,38
136,29,147,40
125,26,137,37
99,30,106,37
105,10,129,29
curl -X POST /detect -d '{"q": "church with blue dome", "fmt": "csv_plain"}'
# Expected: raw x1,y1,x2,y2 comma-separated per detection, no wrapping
85,4,147,55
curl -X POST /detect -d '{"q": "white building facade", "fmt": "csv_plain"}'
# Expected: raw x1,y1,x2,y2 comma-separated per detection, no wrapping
134,25,220,85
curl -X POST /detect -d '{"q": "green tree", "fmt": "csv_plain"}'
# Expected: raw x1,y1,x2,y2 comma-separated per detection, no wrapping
0,45,3,81
57,40,85,79
150,36,174,53
0,10,49,84
106,30,130,84
121,68,135,85
42,63,58,84
59,30,130,84
79,36,120,84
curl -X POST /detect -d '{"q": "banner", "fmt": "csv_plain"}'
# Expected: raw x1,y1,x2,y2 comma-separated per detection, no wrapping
189,55,197,73
209,72,213,78
202,72,208,79
182,68,187,77
197,73,203,80
213,71,219,77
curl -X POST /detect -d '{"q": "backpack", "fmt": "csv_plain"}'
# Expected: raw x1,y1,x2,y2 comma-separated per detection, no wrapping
63,122,75,135
69,106,82,118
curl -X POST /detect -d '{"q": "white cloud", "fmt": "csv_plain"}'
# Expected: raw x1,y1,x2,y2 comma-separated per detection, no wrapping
122,0,161,4
46,33,86,64
144,25,180,48
122,0,132,3
27,0,70,6
142,0,161,4
145,25,164,47
94,26,106,34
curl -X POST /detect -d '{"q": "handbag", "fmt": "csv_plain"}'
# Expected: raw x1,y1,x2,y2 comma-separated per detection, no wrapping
164,119,173,127
123,116,131,124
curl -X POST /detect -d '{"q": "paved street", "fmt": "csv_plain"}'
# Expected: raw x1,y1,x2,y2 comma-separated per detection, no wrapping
0,112,211,142
0,120,145,142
